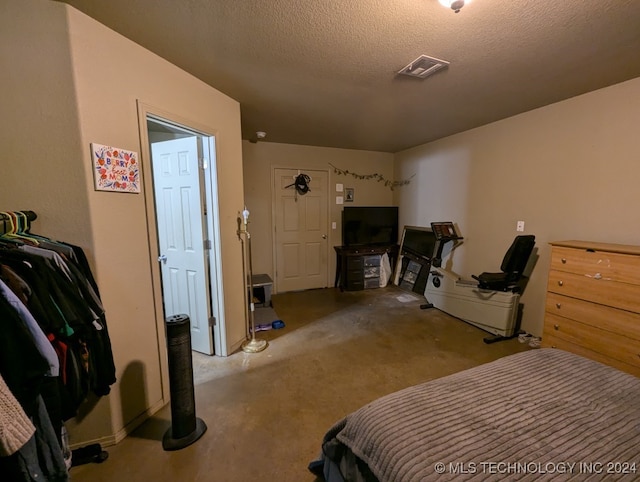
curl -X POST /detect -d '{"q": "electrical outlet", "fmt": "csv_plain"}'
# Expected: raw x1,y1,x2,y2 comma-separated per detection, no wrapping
516,220,525,232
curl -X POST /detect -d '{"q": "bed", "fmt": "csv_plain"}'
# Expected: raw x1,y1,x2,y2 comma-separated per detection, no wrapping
309,348,640,481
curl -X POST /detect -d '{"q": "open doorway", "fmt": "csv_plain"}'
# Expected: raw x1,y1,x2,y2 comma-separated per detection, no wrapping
142,113,226,356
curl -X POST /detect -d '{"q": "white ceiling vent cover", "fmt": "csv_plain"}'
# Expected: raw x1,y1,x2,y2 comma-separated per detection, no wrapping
397,55,450,79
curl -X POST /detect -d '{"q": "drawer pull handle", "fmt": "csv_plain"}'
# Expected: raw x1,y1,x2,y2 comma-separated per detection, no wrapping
555,303,561,309
594,272,602,280
558,280,564,286
554,324,559,330
561,258,567,264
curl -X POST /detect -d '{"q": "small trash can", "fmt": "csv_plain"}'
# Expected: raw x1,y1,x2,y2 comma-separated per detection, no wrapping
162,314,207,451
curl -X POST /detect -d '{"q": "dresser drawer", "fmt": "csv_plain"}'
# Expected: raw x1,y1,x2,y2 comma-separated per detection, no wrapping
550,246,640,285
547,269,640,313
543,313,640,369
364,266,380,279
344,278,364,291
363,255,381,267
542,333,640,378
364,277,380,289
346,256,364,270
545,292,640,341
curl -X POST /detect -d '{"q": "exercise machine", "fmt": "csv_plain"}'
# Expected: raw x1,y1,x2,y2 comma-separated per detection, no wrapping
416,222,463,309
423,224,535,343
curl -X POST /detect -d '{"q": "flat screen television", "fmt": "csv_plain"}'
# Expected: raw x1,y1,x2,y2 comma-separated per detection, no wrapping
400,226,437,260
342,206,399,247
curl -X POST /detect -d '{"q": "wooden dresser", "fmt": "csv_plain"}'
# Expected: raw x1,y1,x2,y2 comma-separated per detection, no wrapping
542,240,640,377
334,244,399,291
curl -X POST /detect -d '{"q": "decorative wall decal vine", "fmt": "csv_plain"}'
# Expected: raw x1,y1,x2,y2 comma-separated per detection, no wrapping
328,163,414,191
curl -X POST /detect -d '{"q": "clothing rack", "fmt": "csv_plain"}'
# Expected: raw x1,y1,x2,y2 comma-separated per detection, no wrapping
0,209,115,479
0,210,38,235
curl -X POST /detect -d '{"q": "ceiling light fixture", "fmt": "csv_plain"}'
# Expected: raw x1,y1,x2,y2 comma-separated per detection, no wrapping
438,0,471,13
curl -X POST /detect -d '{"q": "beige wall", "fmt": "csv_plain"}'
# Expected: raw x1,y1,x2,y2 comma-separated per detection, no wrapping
2,0,246,447
0,0,91,245
242,141,394,287
394,77,640,337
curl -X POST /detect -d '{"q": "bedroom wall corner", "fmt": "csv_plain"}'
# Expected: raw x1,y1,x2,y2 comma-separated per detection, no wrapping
242,141,394,288
0,0,112,444
65,1,247,442
393,76,640,337
0,0,247,448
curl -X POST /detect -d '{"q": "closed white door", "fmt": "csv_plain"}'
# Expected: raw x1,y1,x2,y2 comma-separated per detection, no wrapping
273,168,329,292
151,137,213,354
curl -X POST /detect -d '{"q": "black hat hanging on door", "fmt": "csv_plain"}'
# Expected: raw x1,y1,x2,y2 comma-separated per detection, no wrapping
285,173,311,200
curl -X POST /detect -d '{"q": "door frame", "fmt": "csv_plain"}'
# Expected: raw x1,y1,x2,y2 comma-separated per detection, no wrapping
137,102,227,399
270,166,331,293
150,135,212,355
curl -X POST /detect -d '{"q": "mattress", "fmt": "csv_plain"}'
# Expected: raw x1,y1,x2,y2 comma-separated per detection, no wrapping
315,349,640,481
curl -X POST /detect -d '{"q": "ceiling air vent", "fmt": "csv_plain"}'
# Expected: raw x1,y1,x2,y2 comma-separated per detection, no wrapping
397,55,449,79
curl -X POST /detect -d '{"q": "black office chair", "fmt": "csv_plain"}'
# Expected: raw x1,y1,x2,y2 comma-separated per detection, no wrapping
472,235,535,292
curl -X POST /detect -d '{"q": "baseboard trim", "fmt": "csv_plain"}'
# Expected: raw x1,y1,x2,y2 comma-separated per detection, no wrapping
71,398,168,449
229,337,245,354
114,398,168,445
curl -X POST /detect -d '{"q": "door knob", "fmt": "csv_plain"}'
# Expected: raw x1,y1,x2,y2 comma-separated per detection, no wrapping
322,234,327,239
158,254,167,263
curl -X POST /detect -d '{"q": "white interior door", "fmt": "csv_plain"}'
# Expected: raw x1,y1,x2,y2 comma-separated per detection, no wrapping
151,137,213,354
273,168,329,292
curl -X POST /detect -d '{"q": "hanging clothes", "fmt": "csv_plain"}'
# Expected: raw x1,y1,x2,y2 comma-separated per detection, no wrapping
0,394,70,482
0,279,59,377
0,373,36,458
0,238,116,407
0,211,115,481
0,282,69,481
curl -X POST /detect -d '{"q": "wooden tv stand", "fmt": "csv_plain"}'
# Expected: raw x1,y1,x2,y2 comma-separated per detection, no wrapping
334,244,399,291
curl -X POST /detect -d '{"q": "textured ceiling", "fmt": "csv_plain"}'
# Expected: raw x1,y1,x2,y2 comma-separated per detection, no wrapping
57,0,640,153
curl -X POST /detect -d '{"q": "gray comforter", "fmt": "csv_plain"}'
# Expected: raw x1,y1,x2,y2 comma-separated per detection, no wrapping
320,349,640,481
